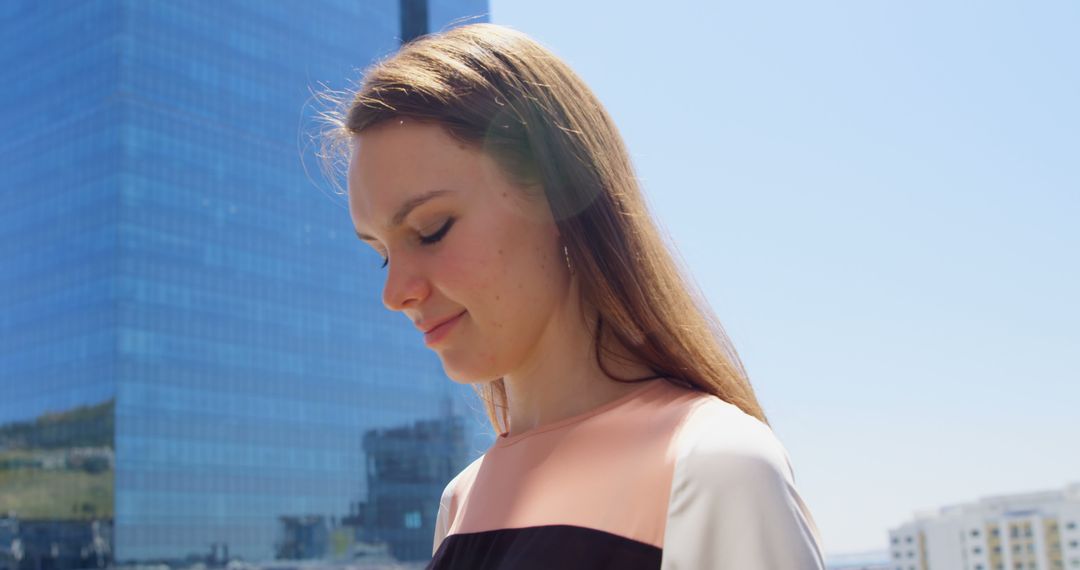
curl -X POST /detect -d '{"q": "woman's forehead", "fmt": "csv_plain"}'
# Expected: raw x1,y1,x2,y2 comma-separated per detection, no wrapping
346,124,474,230
348,122,471,185
346,119,547,230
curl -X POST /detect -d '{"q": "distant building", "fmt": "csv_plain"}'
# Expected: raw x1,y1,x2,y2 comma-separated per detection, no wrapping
825,549,892,570
888,482,1080,570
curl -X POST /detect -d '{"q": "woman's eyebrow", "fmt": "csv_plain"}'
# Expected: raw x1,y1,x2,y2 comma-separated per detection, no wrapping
355,188,454,241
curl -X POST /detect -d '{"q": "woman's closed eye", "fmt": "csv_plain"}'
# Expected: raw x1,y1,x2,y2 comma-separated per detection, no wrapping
378,217,456,269
419,215,453,245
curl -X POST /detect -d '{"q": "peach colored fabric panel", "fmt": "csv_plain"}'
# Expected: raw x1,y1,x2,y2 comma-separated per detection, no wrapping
443,380,707,550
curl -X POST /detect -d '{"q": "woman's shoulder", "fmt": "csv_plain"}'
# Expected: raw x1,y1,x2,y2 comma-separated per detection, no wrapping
664,391,827,568
440,452,485,506
672,391,796,481
432,453,486,555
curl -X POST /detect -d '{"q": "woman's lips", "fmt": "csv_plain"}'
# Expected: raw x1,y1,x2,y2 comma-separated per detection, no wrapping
424,311,466,346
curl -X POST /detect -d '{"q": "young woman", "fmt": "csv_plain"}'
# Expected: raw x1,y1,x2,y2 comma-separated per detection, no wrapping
323,22,826,570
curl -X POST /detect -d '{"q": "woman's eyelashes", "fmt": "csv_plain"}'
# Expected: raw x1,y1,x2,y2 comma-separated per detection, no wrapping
419,216,456,245
378,217,456,269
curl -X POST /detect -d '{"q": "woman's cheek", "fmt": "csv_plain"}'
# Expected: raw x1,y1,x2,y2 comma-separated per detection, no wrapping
439,238,494,302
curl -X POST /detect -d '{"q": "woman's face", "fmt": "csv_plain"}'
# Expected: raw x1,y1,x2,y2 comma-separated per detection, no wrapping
347,119,568,383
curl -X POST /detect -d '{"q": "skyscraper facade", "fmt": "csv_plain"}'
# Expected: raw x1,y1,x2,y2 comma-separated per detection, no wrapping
0,1,491,568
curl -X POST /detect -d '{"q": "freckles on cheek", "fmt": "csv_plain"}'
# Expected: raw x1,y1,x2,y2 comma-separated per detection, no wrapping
474,248,512,331
462,264,495,316
491,250,503,303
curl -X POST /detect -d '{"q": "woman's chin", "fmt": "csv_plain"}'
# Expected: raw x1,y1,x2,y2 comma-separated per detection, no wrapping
440,361,500,386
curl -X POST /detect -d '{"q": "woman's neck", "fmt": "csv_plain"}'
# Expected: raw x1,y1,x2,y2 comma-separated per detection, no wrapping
500,300,659,438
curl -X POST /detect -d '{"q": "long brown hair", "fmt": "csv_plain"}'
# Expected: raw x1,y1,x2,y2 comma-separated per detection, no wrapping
318,23,768,434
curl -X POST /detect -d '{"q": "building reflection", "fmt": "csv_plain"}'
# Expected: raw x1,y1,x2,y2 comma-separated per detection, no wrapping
0,400,475,570
272,415,469,565
0,400,114,570
350,415,469,561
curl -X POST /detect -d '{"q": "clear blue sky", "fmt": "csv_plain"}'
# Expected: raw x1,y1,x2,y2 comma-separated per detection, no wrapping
490,0,1079,558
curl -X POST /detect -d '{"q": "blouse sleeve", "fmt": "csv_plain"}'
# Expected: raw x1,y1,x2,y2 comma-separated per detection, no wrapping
660,401,827,570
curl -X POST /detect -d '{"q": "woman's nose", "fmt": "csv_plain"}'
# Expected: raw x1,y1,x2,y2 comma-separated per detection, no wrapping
381,256,430,311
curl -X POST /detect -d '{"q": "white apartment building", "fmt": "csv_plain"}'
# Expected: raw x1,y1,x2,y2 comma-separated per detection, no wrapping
889,482,1080,570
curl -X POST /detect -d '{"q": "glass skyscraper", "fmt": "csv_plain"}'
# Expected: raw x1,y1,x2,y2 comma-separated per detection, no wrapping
0,1,491,568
